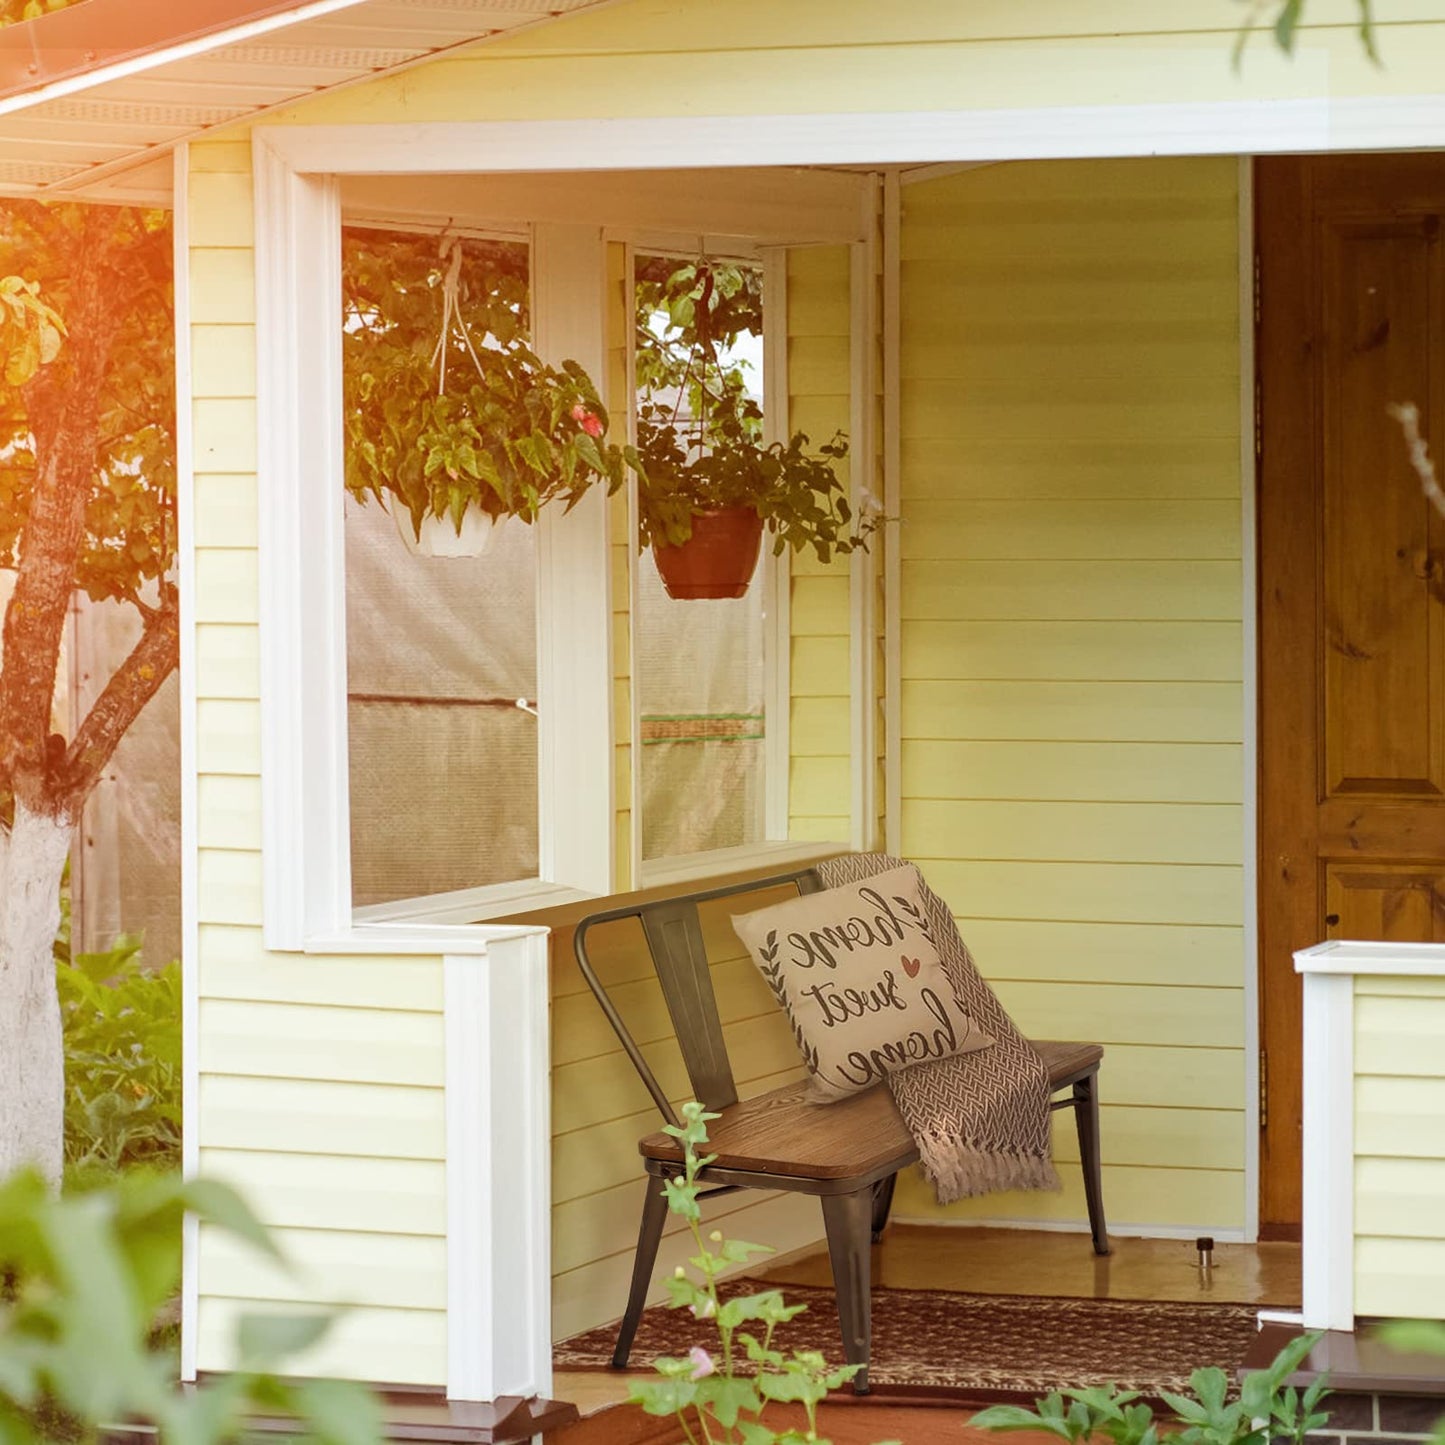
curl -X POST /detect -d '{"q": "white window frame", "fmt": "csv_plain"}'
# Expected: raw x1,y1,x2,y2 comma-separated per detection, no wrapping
254,130,879,946
254,137,617,950
625,240,800,887
625,233,878,889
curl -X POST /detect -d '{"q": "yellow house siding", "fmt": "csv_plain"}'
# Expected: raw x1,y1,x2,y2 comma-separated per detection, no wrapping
893,157,1246,1232
186,136,452,1385
255,0,1445,132
787,246,852,843
1354,975,1445,1320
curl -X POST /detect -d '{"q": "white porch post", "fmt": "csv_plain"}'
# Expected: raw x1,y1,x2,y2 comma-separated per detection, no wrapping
445,933,553,1401
1297,949,1355,1332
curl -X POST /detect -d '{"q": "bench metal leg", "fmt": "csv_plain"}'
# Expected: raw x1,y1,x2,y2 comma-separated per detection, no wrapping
612,1178,670,1368
870,1173,898,1243
1073,1071,1110,1256
821,1187,874,1395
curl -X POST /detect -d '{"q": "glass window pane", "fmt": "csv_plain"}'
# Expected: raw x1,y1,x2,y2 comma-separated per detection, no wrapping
633,254,768,862
342,227,538,906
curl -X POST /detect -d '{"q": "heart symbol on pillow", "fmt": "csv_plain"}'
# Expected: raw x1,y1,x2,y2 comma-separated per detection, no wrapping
901,955,921,979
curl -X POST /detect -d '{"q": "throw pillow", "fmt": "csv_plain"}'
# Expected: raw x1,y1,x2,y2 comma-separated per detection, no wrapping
732,863,994,1100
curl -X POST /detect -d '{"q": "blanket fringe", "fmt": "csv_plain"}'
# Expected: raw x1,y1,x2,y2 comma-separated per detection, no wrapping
917,1132,1062,1205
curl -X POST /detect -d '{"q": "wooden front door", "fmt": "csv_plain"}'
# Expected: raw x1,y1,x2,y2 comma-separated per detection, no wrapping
1258,154,1445,1232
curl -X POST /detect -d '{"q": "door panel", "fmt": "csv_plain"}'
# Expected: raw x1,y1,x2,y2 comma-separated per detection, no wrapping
1326,865,1445,942
1258,155,1445,1232
1322,223,1445,797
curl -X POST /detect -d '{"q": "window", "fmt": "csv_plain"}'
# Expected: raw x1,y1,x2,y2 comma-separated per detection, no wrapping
252,145,865,949
341,227,542,909
631,252,772,865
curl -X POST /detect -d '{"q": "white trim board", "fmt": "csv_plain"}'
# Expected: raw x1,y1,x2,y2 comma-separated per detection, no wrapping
259,95,1445,177
174,139,201,1388
444,935,552,1401
532,221,616,900
1298,965,1355,1332
1296,938,1445,975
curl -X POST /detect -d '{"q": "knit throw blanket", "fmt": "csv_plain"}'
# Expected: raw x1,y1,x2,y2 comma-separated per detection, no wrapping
815,852,1060,1203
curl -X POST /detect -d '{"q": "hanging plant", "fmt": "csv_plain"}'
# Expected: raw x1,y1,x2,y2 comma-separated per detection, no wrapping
342,229,641,546
633,256,877,595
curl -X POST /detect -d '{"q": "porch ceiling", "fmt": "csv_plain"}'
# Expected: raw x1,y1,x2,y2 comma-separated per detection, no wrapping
0,0,616,205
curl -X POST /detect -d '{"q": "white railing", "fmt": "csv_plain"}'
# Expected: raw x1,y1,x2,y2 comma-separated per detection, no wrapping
1295,939,1445,1333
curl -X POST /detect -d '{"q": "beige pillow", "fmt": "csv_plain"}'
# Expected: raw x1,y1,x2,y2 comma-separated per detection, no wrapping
732,864,993,1100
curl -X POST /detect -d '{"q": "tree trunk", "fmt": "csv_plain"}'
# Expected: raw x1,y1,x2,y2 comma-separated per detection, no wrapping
0,800,73,1187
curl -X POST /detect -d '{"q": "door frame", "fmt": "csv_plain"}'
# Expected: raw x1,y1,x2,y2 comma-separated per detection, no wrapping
1254,152,1313,1239
1240,154,1263,1247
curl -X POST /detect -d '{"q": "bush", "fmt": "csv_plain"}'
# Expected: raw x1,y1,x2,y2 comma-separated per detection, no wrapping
55,924,181,1180
0,1167,382,1445
972,1331,1330,1445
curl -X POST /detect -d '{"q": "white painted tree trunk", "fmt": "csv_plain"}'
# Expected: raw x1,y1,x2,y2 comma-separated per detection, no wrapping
0,801,72,1187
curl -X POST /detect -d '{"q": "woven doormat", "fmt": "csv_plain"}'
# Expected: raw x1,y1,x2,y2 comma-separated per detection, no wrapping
554,1280,1266,1401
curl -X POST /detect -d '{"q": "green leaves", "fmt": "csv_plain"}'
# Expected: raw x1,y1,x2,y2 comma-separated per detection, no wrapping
0,202,177,609
631,253,875,563
1271,0,1306,53
55,931,181,1179
341,227,635,531
973,1333,1327,1445
1375,1320,1445,1355
1236,1,1378,67
630,1102,873,1444
0,274,63,386
0,1169,383,1445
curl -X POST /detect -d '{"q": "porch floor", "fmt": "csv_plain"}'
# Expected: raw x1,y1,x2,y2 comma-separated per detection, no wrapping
552,1224,1302,1417
762,1223,1302,1303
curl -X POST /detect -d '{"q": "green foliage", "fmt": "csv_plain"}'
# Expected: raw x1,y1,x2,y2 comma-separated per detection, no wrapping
0,202,176,610
1237,0,1377,65
973,1331,1329,1445
629,1102,896,1445
0,0,78,25
0,275,63,386
633,258,876,564
341,228,639,536
0,1168,384,1445
54,926,181,1181
1372,1323,1445,1445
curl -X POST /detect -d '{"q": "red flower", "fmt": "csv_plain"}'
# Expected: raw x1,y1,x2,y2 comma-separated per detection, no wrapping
571,403,604,438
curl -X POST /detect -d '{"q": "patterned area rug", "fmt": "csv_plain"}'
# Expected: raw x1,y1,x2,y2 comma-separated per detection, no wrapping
554,1280,1265,1401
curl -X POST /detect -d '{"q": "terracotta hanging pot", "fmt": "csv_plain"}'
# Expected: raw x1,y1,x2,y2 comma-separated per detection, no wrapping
652,506,765,600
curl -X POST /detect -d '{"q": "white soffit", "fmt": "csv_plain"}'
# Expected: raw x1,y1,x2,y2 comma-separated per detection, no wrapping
340,168,871,246
0,0,613,204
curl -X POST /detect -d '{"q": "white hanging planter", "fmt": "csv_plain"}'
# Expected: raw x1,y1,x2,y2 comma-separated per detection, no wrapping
390,500,508,559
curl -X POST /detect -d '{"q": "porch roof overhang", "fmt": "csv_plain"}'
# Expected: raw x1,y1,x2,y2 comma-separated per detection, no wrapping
0,0,616,204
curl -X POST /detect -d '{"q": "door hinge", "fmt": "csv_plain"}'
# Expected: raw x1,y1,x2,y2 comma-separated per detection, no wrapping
1259,1047,1268,1132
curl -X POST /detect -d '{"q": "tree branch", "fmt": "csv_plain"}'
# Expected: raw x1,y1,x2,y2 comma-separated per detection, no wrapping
55,592,178,809
0,208,124,818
